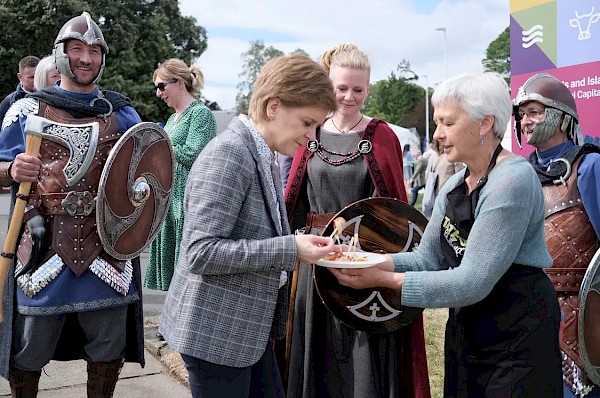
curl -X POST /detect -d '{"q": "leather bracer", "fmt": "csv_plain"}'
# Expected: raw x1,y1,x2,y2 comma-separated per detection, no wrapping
0,161,13,187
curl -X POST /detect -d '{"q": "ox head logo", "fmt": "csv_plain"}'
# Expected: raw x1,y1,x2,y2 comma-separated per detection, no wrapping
569,7,600,41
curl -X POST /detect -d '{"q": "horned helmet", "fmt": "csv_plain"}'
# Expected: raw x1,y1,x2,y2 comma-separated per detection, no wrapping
54,12,109,84
512,73,583,148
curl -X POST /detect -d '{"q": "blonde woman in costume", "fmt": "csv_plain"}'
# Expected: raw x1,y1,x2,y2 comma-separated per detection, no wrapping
285,43,431,398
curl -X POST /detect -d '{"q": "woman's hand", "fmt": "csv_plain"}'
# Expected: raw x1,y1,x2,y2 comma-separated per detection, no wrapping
295,234,334,264
329,261,403,290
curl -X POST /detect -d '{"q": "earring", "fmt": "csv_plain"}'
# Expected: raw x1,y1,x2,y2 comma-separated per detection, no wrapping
480,136,484,146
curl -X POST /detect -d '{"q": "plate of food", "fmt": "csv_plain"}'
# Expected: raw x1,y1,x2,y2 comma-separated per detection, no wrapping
316,251,388,268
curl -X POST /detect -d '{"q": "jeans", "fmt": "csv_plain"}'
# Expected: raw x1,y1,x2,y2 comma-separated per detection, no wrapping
410,184,425,206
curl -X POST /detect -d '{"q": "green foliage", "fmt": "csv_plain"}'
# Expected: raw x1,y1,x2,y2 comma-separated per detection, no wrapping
363,61,430,140
0,0,209,122
0,0,86,95
290,48,309,57
482,27,510,84
400,90,433,144
235,40,284,114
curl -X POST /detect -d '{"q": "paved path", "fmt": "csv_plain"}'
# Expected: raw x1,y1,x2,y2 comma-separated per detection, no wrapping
0,191,190,397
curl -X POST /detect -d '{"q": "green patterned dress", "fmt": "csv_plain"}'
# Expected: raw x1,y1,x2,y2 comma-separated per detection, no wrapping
144,100,217,290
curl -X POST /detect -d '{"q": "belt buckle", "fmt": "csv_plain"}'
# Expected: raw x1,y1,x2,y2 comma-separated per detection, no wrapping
61,191,95,217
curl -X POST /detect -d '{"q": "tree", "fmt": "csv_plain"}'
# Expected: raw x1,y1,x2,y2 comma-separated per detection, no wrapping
0,0,87,97
290,48,309,57
363,60,427,137
235,40,284,114
0,0,209,122
482,27,510,84
400,92,433,145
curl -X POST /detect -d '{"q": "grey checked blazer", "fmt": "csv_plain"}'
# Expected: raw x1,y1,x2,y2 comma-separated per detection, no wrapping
159,117,298,368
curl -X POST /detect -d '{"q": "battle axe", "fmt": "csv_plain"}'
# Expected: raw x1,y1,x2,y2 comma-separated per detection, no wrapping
0,115,99,322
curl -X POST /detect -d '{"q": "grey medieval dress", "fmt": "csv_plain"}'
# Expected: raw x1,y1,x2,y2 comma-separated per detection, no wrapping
287,129,409,397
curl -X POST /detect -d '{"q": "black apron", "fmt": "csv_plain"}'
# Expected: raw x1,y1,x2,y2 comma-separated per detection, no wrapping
441,145,562,397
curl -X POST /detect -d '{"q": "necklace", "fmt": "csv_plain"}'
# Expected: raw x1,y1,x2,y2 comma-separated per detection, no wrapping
330,115,363,133
307,138,373,166
316,144,361,165
535,141,569,168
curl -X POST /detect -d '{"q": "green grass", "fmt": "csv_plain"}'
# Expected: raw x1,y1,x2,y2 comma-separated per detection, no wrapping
415,190,445,397
423,308,448,398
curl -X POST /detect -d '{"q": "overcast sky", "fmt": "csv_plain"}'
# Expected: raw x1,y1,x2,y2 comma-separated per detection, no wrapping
178,0,509,110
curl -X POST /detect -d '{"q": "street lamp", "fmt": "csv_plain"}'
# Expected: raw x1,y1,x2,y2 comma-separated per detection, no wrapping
421,75,430,144
435,27,448,79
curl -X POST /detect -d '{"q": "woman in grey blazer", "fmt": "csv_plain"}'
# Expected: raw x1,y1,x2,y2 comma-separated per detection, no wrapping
159,54,338,397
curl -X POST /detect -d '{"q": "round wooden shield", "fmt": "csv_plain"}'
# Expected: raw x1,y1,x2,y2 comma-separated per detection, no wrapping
579,247,600,386
314,197,428,333
96,122,174,260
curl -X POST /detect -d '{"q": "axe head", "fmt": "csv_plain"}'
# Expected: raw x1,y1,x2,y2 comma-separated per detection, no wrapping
25,114,99,187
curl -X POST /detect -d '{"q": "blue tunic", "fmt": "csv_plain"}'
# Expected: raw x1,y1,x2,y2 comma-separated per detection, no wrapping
0,87,142,315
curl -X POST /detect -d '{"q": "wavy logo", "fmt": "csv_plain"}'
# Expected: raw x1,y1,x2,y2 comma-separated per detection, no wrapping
522,24,544,48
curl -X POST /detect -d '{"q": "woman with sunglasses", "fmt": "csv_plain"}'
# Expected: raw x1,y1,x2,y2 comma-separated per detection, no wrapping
144,59,217,319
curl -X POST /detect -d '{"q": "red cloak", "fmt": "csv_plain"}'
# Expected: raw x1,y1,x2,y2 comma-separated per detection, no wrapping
284,118,431,398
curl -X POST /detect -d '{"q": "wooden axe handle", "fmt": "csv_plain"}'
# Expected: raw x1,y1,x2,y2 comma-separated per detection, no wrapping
0,134,43,322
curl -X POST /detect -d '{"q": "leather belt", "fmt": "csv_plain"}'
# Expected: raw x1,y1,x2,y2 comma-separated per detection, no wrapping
305,212,337,233
30,191,97,217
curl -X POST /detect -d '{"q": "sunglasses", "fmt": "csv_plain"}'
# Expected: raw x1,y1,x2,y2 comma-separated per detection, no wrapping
155,80,177,92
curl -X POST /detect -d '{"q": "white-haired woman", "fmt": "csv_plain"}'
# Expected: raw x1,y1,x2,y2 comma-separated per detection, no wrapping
33,55,60,90
330,73,562,397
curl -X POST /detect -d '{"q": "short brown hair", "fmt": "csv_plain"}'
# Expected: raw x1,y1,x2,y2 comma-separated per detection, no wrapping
18,55,40,72
248,54,337,122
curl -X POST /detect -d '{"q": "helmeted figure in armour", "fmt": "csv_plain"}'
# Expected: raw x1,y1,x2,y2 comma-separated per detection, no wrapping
514,72,600,398
0,12,145,397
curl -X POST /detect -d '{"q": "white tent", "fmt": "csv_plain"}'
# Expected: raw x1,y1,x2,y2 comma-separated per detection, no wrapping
387,123,422,154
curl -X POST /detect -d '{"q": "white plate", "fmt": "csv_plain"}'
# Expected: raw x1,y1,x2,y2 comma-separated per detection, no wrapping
316,252,388,269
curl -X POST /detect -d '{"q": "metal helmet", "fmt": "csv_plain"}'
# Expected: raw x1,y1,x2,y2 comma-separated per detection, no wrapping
53,12,109,85
512,73,582,148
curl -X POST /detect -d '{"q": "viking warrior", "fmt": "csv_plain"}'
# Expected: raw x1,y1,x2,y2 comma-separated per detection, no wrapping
0,12,150,397
513,72,600,397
